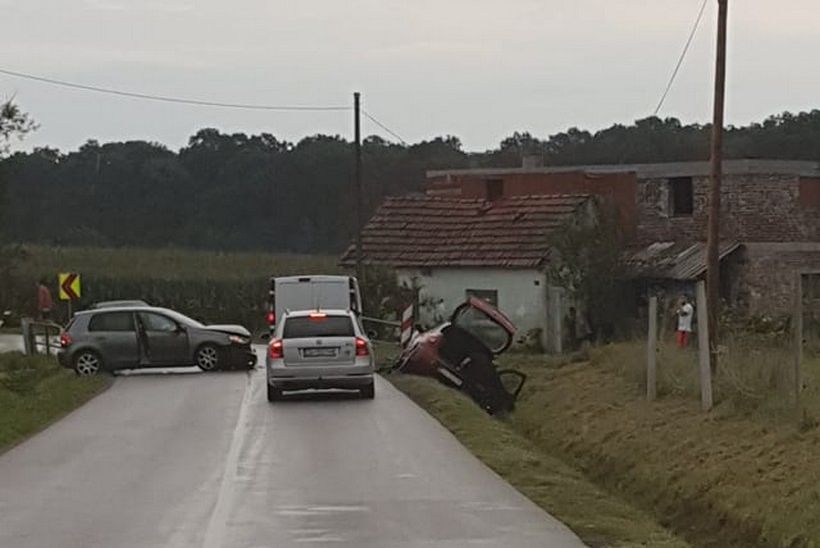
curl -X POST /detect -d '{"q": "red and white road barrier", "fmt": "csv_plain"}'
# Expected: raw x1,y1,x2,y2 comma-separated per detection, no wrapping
400,304,414,347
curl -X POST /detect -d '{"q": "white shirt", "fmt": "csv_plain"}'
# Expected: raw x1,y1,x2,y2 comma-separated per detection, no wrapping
677,303,694,332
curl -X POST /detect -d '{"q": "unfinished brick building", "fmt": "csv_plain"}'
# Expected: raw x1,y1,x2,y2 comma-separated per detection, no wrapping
427,159,820,316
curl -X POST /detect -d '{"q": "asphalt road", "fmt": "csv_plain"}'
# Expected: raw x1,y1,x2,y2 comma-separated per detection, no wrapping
0,346,585,548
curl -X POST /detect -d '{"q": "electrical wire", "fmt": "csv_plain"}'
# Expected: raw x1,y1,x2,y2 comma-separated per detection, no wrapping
0,67,350,112
653,0,709,116
362,109,408,145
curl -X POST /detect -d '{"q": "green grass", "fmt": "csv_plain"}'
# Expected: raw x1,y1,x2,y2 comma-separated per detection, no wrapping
507,344,820,548
15,244,340,282
375,343,688,548
382,340,820,547
0,352,111,452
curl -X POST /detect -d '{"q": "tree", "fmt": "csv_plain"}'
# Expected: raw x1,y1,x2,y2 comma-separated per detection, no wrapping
0,100,35,315
547,201,627,341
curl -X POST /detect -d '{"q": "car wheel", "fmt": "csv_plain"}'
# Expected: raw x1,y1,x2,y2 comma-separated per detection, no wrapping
195,344,220,372
267,383,282,402
74,351,103,376
359,382,375,400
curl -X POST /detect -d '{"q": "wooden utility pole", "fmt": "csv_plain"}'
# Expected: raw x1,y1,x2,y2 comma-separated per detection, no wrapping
646,296,658,402
354,92,364,284
706,0,728,370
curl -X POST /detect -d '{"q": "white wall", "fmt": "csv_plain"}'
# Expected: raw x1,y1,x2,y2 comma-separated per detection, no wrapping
396,267,549,347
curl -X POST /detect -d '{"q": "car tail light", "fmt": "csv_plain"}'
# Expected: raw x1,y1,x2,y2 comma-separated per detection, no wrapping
355,337,369,357
60,333,72,348
268,339,283,359
309,313,327,321
266,311,276,325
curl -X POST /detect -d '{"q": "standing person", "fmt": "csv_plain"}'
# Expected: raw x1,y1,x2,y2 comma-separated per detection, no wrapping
36,278,54,321
675,294,694,348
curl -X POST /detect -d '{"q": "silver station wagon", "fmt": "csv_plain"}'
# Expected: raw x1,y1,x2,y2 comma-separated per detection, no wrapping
57,306,256,375
265,309,375,401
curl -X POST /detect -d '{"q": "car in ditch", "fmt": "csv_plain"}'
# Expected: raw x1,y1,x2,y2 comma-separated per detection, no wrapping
57,306,256,375
394,296,526,415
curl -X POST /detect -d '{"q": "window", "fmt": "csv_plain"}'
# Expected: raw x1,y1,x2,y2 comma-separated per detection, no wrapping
670,177,694,216
486,179,504,201
139,312,178,333
88,312,135,332
466,289,498,307
799,178,820,209
283,316,355,339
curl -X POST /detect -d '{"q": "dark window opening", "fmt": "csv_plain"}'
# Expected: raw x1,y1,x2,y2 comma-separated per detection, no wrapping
670,177,694,216
486,179,504,202
466,289,498,307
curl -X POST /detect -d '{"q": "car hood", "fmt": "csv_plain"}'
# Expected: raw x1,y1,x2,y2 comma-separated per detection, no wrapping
201,324,251,338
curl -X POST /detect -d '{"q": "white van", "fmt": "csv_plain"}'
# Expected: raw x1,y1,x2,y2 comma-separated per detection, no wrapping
266,275,362,331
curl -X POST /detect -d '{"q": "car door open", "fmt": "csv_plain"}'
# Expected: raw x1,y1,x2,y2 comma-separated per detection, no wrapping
138,312,190,366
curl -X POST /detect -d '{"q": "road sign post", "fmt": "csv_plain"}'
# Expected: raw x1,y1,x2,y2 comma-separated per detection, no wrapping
58,272,81,318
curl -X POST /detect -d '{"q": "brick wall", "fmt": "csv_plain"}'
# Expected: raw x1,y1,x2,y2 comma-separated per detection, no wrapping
636,174,818,245
739,243,820,315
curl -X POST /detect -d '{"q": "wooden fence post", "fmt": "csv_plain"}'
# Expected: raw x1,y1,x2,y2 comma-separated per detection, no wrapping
696,281,713,411
647,296,658,401
794,272,804,407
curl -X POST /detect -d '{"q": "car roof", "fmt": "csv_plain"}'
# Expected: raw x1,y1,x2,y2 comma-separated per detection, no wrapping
77,305,176,316
91,300,149,308
282,309,353,318
272,275,353,283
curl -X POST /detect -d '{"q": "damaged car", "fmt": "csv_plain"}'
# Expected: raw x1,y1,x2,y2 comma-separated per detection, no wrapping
58,306,257,375
394,297,526,415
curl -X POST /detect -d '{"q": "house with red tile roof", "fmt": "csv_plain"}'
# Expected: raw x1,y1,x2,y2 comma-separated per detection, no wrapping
340,194,598,352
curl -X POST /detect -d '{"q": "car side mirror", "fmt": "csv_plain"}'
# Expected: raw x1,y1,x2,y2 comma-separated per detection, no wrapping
176,324,187,333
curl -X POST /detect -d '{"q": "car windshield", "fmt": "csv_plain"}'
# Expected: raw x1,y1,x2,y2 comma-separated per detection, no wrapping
451,304,512,354
156,309,204,328
282,315,354,338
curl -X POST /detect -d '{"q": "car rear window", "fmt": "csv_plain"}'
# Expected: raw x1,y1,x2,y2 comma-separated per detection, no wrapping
88,312,135,332
282,316,354,339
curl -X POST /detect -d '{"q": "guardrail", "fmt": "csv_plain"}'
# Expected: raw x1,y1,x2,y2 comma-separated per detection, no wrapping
21,318,63,356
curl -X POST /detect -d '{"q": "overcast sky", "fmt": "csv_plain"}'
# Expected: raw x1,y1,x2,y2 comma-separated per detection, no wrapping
2,0,819,153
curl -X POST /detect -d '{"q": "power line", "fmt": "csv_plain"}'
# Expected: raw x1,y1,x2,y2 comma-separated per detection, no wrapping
362,109,408,145
0,67,350,112
653,0,709,116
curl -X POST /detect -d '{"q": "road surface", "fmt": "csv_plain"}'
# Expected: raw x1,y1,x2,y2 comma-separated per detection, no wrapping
0,347,585,548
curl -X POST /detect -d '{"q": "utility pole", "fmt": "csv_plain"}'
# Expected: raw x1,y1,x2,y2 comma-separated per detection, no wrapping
706,0,728,371
354,92,364,284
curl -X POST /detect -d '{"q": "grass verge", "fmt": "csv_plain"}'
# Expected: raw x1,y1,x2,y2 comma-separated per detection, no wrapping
0,352,111,452
377,342,689,548
505,345,820,548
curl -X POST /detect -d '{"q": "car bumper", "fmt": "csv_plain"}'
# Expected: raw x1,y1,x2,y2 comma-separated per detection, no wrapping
267,360,374,390
224,345,257,368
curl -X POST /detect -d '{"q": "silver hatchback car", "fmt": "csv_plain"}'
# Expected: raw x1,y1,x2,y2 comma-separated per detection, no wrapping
266,309,375,401
57,306,256,374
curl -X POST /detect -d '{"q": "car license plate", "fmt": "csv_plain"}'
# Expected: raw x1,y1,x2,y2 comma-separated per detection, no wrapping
303,347,336,358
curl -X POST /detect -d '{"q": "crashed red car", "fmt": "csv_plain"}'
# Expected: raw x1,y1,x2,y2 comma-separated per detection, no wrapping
395,297,526,415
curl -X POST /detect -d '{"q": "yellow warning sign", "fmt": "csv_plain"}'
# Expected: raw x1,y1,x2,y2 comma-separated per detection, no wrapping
58,272,81,301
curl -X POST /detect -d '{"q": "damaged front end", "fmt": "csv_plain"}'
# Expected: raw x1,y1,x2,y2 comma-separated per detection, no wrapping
394,297,527,416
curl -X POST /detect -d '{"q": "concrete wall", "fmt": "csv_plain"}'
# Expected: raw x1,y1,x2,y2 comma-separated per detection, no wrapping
396,267,551,349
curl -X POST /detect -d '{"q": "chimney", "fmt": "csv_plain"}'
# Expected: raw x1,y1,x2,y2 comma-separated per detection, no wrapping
522,155,544,169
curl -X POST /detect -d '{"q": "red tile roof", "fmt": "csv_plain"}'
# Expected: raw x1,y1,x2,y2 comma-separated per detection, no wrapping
340,194,592,268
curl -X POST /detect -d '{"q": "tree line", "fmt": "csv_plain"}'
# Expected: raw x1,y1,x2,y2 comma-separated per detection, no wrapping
2,110,820,253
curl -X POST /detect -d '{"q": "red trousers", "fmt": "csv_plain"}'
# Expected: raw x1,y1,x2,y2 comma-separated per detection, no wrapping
675,330,690,348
